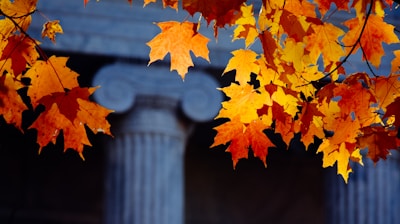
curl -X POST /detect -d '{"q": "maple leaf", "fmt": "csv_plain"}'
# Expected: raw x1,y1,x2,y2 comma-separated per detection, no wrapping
305,22,345,66
211,117,249,167
233,4,258,47
258,31,278,71
223,49,260,84
342,15,399,68
147,21,210,79
391,50,400,73
271,86,299,117
284,65,324,98
318,140,356,183
217,82,270,123
0,73,28,131
182,0,245,34
284,0,317,18
246,118,275,167
0,34,39,76
372,74,400,110
0,0,37,31
212,117,275,168
41,20,63,43
294,102,325,149
279,10,309,42
333,80,378,126
281,38,305,72
317,111,363,182
357,126,398,163
30,87,113,158
25,56,80,108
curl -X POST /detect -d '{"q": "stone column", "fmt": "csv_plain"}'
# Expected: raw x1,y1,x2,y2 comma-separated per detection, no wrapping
325,151,400,224
92,63,222,224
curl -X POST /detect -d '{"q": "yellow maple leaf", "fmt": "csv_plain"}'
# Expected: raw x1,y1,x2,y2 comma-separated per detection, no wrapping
217,83,270,123
0,0,37,31
42,20,63,43
271,86,299,117
223,49,260,84
147,21,210,79
233,4,258,47
281,38,306,72
318,141,352,183
285,65,324,98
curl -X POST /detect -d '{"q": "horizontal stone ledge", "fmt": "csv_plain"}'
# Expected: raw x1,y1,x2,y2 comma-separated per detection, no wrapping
30,0,247,68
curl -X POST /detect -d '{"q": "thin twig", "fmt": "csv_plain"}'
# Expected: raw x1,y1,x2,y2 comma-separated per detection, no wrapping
316,0,375,83
359,43,377,77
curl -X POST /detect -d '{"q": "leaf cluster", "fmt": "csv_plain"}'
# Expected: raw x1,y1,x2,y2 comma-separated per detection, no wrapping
0,0,113,159
142,0,400,182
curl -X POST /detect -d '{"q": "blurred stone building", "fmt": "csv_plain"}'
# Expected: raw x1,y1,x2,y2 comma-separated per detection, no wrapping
0,1,399,224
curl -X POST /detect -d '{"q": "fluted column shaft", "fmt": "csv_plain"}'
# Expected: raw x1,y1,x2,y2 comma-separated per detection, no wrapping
325,151,400,224
93,63,221,224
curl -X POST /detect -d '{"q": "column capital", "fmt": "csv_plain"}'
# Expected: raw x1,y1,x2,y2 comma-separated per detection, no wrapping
92,63,222,122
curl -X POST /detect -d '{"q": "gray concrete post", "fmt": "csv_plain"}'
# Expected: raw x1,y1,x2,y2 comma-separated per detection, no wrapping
92,63,221,224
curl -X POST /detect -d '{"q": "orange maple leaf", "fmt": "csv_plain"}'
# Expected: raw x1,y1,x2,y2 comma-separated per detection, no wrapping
246,118,275,167
0,34,39,76
342,15,399,67
333,80,378,126
284,0,317,17
317,114,363,182
30,87,113,158
41,20,63,43
294,102,325,149
211,118,249,167
372,74,400,110
211,117,275,168
25,56,80,108
305,22,345,66
279,10,309,42
223,49,260,84
147,21,210,79
258,31,278,71
0,73,28,131
357,126,398,163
